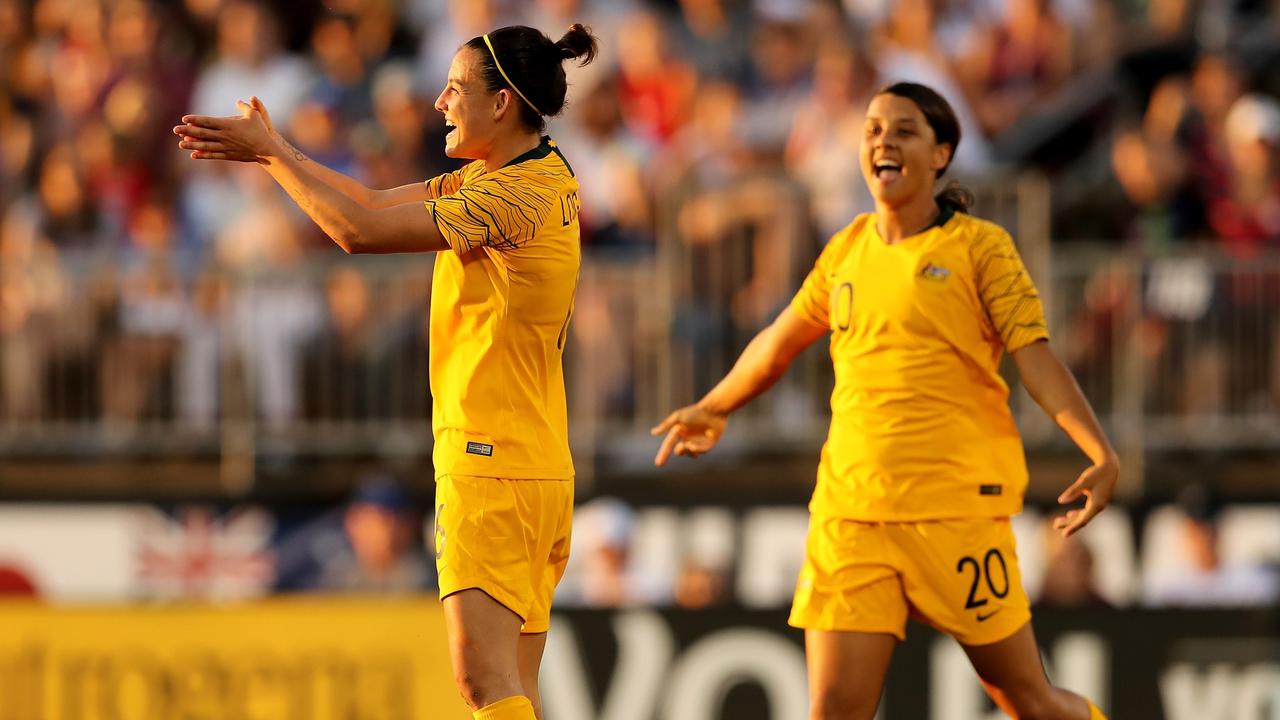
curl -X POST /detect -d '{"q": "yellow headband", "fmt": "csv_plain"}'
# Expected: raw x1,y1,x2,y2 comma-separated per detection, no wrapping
483,33,544,116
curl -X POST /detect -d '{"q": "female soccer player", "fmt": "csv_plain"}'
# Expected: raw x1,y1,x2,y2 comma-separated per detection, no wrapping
653,82,1114,720
176,24,598,720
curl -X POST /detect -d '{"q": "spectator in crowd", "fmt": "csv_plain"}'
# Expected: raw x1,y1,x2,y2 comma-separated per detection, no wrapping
275,474,433,594
785,38,878,241
0,103,34,211
671,0,753,85
302,266,379,421
184,0,314,246
1035,529,1111,609
414,0,499,100
869,0,993,172
559,497,668,608
673,557,731,608
35,143,102,248
562,497,638,608
957,0,1075,136
1058,258,1140,417
1179,53,1247,221
614,8,697,146
1209,93,1280,413
1145,483,1280,606
740,16,814,159
553,74,655,255
375,263,433,421
102,199,184,424
0,205,64,421
176,270,224,430
1106,90,1203,249
222,197,324,428
190,0,313,122
331,475,432,593
102,0,195,205
353,60,442,189
1209,92,1280,256
307,11,376,131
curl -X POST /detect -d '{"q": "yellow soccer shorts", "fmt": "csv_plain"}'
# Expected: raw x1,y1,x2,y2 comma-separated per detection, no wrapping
789,515,1031,646
434,474,574,634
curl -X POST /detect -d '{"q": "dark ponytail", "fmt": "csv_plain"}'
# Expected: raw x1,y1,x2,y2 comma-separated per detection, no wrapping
556,24,598,65
877,81,973,214
467,24,600,132
935,181,974,214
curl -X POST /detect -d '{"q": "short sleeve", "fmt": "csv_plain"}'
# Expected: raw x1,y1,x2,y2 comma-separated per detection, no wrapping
971,229,1048,352
789,242,838,329
423,171,557,254
424,167,468,199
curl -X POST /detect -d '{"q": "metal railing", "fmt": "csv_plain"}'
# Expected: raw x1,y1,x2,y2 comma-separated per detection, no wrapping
1,175,1277,493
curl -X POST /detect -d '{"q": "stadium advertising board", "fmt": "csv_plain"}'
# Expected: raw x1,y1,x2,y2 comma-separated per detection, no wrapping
0,599,468,720
0,602,1272,720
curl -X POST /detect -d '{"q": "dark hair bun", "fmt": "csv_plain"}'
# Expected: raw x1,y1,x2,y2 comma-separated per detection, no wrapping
556,24,598,66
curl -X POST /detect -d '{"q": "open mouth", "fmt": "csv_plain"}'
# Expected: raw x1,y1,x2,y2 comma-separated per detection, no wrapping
444,119,457,137
873,159,902,183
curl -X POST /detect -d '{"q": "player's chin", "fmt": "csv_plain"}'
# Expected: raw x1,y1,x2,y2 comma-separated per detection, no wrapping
869,181,915,205
866,184,898,204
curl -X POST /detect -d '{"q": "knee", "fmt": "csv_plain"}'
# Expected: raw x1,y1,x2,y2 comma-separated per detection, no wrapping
452,659,516,710
811,686,879,720
453,668,488,710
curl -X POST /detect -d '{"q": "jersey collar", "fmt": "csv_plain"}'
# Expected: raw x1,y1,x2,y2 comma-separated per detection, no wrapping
924,200,957,233
502,136,554,168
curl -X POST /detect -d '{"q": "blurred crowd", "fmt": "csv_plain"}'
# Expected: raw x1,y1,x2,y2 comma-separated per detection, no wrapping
1,0,1279,436
2,476,1273,609
556,487,1280,611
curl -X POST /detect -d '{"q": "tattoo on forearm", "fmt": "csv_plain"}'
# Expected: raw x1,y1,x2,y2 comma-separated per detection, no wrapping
281,137,307,162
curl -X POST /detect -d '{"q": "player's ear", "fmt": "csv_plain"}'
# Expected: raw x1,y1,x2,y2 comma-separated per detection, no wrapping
932,142,953,173
493,89,512,122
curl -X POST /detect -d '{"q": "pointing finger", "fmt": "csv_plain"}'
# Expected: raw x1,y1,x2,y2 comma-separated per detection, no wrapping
655,426,681,466
650,411,679,436
1058,476,1088,504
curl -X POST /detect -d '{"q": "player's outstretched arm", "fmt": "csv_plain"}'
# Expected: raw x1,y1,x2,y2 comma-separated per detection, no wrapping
1012,339,1119,537
176,100,445,254
651,306,826,466
175,97,428,209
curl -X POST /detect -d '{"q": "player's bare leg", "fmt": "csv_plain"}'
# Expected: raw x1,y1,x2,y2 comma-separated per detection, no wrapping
517,632,548,719
806,630,896,720
443,589,526,709
962,622,1094,719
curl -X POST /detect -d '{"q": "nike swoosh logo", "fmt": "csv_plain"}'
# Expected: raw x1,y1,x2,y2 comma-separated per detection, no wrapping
976,608,1002,622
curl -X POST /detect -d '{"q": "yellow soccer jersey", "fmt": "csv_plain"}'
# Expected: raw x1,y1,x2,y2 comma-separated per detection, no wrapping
423,137,580,480
790,206,1048,520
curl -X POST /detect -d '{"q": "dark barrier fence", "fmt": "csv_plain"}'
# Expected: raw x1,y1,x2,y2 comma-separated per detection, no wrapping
543,607,1279,720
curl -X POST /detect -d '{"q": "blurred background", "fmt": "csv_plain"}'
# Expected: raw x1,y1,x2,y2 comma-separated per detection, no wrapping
0,0,1277,718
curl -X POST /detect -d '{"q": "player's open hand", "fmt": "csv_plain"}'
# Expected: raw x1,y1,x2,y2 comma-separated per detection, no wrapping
650,404,727,466
174,96,277,163
1053,457,1118,537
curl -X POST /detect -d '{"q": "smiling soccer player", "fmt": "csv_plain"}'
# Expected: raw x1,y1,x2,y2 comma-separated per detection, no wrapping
653,82,1115,720
177,24,598,720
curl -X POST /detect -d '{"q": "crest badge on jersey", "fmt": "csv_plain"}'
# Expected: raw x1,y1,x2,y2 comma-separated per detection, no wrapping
919,262,951,282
